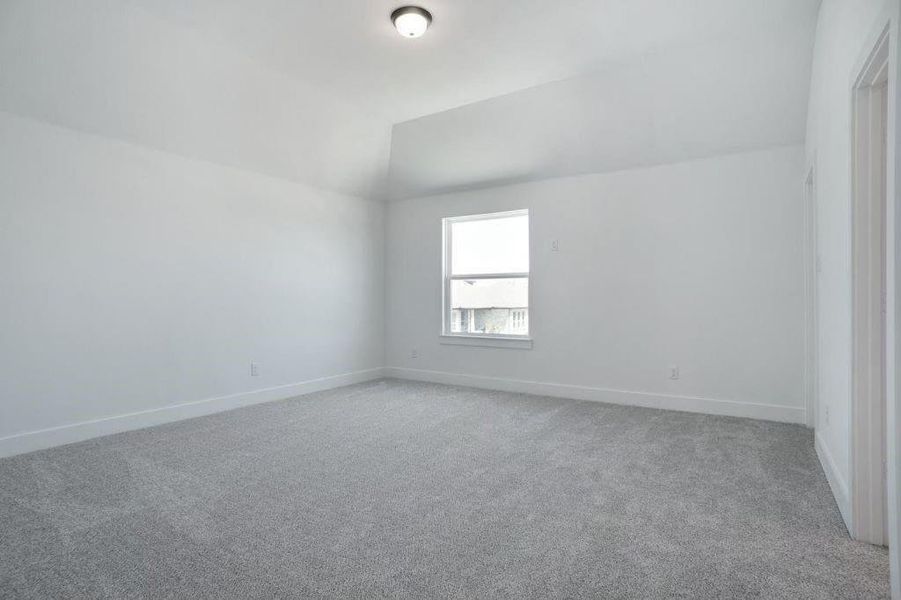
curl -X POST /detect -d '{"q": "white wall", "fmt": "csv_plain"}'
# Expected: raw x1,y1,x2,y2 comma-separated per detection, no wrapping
0,0,389,457
804,0,893,523
0,111,385,453
806,0,901,592
385,146,805,423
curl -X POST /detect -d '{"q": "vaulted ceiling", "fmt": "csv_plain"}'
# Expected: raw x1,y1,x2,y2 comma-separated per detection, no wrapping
133,0,821,124
0,0,822,199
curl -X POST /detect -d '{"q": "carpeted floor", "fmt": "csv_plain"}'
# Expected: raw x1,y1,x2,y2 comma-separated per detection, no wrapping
0,379,890,599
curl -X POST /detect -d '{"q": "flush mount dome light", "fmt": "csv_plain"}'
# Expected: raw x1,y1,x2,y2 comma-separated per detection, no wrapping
391,6,432,38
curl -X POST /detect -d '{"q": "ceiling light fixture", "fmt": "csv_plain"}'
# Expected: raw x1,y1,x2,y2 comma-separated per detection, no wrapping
391,6,432,38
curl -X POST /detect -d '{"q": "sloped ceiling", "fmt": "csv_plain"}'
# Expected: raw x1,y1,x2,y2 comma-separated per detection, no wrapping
0,0,822,200
0,0,392,199
132,0,821,124
388,23,817,198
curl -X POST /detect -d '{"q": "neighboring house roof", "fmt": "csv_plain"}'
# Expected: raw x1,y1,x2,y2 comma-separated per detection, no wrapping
452,279,527,309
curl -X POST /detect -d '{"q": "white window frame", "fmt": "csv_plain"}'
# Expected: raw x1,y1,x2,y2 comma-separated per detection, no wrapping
441,209,532,349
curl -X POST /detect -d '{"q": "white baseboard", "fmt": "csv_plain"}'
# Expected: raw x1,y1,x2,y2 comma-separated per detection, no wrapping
0,368,385,459
385,367,805,424
815,431,852,530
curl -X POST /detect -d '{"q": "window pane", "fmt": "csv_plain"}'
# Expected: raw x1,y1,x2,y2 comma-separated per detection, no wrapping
450,278,528,335
451,214,528,275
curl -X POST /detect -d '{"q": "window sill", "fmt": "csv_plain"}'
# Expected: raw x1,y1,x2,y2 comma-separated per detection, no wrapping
439,335,533,349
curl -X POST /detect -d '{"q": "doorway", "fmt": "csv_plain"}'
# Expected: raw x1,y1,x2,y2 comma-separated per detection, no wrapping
850,25,890,547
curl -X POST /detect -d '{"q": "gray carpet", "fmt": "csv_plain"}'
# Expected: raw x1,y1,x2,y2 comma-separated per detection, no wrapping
0,379,890,599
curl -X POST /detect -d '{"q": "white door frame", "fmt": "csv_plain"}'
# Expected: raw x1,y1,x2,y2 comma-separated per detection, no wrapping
883,2,901,596
850,20,892,549
803,164,819,430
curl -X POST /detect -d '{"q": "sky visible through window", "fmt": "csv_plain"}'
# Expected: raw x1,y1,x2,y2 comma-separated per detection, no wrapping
451,214,529,275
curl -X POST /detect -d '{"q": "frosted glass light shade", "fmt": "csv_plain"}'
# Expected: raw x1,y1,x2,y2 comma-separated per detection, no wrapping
392,6,432,38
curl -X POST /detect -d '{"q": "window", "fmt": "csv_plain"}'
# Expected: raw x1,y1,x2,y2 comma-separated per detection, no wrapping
442,210,530,341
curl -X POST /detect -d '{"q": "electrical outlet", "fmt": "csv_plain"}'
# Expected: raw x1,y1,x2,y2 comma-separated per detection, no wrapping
250,361,260,377
824,405,830,424
551,239,559,252
411,348,419,359
668,365,679,380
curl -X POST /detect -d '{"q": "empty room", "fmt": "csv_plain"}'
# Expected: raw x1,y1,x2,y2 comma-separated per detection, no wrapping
2,1,901,598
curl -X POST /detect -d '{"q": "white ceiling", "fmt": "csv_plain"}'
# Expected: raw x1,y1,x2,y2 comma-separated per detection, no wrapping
132,0,822,124
388,22,818,198
0,0,392,199
1,0,823,199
